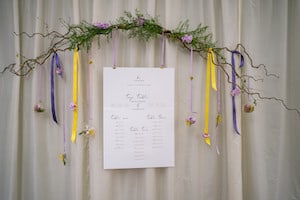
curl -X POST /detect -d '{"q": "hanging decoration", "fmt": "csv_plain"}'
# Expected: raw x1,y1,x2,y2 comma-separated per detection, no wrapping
59,153,67,166
79,125,95,137
181,34,198,127
244,77,255,113
34,65,45,113
1,10,299,152
78,51,96,138
59,67,67,166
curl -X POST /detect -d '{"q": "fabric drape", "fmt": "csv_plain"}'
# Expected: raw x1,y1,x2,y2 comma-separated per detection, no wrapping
0,0,299,200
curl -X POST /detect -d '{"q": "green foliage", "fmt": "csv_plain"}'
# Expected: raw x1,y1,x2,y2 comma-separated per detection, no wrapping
117,10,163,41
64,10,216,52
171,20,216,52
67,21,114,50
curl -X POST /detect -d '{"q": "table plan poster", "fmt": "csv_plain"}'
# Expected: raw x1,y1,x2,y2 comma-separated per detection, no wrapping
103,67,175,169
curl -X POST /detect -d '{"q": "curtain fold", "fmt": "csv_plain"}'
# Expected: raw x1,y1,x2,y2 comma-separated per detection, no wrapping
0,0,299,200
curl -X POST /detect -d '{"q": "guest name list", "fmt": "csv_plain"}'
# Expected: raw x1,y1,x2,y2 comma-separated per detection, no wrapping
103,67,174,169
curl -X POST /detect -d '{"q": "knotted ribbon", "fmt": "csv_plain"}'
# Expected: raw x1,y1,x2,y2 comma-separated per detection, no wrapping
71,49,79,143
203,48,217,145
231,50,244,134
50,52,62,123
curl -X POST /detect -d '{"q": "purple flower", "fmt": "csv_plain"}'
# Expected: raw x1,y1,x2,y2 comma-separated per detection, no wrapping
181,34,193,43
56,68,63,76
136,17,145,26
95,22,110,29
69,102,77,111
34,101,45,112
231,88,241,96
185,116,196,126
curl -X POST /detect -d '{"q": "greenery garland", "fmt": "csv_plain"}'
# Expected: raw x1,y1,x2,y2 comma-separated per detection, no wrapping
1,10,299,117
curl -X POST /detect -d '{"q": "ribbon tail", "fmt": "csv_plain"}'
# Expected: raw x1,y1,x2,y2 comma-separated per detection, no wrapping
205,137,211,146
51,54,58,124
215,126,220,155
71,49,79,143
232,96,240,135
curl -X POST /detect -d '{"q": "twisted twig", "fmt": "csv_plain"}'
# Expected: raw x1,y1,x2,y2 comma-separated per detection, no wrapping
0,11,298,118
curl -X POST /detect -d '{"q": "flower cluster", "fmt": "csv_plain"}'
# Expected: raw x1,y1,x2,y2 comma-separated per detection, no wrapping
56,68,63,76
79,125,95,137
59,153,67,166
216,114,222,127
95,22,110,29
69,102,77,111
135,17,145,26
185,116,196,126
34,101,45,112
181,34,193,43
231,88,241,96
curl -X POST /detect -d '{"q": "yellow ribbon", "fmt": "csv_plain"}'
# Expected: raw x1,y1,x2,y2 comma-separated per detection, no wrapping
203,48,217,145
71,49,79,143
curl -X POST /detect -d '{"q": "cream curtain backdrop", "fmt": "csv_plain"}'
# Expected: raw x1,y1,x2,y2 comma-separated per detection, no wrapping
0,0,299,200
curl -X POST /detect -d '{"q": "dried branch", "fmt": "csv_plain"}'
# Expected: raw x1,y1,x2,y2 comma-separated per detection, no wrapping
0,10,298,117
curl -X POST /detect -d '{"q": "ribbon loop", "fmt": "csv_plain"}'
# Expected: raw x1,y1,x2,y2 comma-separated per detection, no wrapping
231,50,244,135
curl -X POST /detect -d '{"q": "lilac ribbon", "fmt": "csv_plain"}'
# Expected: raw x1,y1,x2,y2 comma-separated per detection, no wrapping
217,68,221,115
231,50,244,135
189,47,196,113
160,33,165,67
38,65,44,101
215,67,221,154
113,30,119,67
50,52,62,124
87,53,92,120
247,76,250,101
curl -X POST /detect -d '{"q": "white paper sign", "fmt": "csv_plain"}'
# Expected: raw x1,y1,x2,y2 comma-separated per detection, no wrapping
103,67,175,169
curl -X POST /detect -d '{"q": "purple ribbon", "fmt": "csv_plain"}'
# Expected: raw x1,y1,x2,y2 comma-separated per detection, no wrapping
51,52,62,124
231,50,244,135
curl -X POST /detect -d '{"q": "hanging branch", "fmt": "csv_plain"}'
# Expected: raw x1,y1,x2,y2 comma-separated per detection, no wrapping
1,10,299,117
